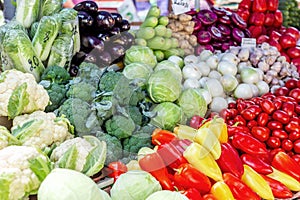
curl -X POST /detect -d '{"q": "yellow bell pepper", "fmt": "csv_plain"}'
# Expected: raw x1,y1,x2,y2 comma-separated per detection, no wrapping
201,117,228,143
183,142,223,181
267,167,300,192
210,181,235,200
241,164,274,200
174,125,221,160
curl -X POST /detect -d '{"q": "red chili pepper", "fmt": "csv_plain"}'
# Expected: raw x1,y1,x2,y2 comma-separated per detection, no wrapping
241,154,273,175
251,126,270,142
107,161,128,181
189,115,206,129
151,129,177,146
227,125,250,137
260,99,275,114
216,142,244,178
249,12,265,26
223,173,260,200
174,163,211,194
157,141,188,169
182,188,204,200
261,174,293,198
273,10,283,27
139,151,174,190
252,0,267,12
272,151,300,182
267,0,279,11
264,13,274,26
232,132,268,155
257,112,269,127
238,0,252,10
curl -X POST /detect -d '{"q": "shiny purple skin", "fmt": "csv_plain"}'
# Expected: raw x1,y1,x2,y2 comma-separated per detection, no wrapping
111,13,123,25
109,44,126,60
95,11,115,30
231,13,247,29
81,35,105,52
73,1,98,15
221,43,231,51
120,20,130,31
208,25,222,40
98,51,112,66
197,30,212,44
219,15,231,25
193,18,202,31
197,9,218,26
97,33,111,42
186,9,198,16
217,24,231,36
78,11,94,29
232,28,245,43
211,6,227,16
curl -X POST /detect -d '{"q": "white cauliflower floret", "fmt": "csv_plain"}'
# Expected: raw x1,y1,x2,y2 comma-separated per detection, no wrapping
51,137,93,172
0,126,19,150
0,69,50,118
0,145,52,200
11,111,74,149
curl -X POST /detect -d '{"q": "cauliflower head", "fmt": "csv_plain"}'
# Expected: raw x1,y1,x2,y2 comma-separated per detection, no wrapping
50,135,107,176
0,126,20,150
0,69,50,119
11,111,74,149
0,145,52,200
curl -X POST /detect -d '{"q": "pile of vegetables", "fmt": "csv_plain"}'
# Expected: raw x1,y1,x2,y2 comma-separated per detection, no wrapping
167,12,197,55
189,6,251,53
134,6,184,61
279,0,300,29
70,1,133,72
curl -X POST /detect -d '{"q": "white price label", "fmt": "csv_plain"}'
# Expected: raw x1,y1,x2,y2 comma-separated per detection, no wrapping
171,0,191,15
241,38,257,48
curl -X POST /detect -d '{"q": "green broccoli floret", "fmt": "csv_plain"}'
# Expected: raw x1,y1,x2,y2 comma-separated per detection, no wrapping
93,95,113,121
77,62,103,88
105,115,135,139
66,82,97,103
128,106,142,126
98,71,125,92
122,125,155,157
41,66,71,84
95,131,123,165
44,83,67,112
57,98,102,136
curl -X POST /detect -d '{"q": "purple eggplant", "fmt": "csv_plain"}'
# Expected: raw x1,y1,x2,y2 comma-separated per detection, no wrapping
78,11,94,29
111,13,123,25
95,11,115,30
232,28,245,43
231,13,247,29
69,64,80,77
197,30,212,44
120,20,130,31
109,44,125,60
98,51,112,66
197,9,217,26
81,35,105,53
74,1,98,16
97,33,111,42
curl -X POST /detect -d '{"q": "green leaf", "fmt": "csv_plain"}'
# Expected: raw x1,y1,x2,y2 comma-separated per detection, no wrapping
8,83,29,119
0,173,14,200
29,156,52,182
82,141,106,176
11,119,43,143
54,116,74,135
58,144,78,170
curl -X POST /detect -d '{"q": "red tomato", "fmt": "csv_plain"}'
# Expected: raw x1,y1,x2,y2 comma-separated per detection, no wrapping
234,115,247,126
289,88,300,103
269,30,282,41
295,105,300,115
273,100,282,110
241,109,256,121
257,35,270,44
228,102,236,109
279,33,297,49
268,121,283,130
281,139,293,152
274,87,289,96
257,112,269,126
251,126,270,142
268,39,282,51
285,78,298,89
260,99,275,114
285,27,300,41
287,47,300,59
272,129,288,139
247,120,258,130
267,136,281,149
272,110,290,124
288,131,300,141
294,139,300,154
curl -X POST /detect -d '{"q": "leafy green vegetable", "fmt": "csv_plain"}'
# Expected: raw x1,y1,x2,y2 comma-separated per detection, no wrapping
15,0,41,28
124,45,157,68
77,62,103,88
8,83,30,119
154,60,182,82
146,191,189,200
147,69,182,103
110,171,162,200
0,126,20,150
32,15,61,61
29,22,39,39
67,82,97,103
123,63,153,85
105,115,135,139
40,65,71,84
39,0,63,18
99,71,125,92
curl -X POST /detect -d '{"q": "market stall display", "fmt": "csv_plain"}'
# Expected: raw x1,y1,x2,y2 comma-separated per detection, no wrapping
0,0,300,199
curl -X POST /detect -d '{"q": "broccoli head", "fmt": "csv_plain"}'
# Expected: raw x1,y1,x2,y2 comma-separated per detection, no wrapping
57,98,102,136
105,115,135,140
95,131,123,165
77,62,103,88
98,71,124,92
66,82,97,103
93,95,113,121
122,125,155,157
41,65,71,84
44,83,67,112
127,106,142,126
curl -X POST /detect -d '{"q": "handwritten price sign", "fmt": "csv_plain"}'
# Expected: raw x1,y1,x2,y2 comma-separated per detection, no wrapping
171,0,191,15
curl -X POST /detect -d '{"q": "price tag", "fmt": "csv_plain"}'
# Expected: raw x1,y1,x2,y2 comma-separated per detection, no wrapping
241,38,257,48
171,0,191,15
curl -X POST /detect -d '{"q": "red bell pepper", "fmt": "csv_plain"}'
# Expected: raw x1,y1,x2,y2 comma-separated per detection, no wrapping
248,25,263,38
271,151,300,182
157,141,188,169
241,154,273,175
267,0,279,11
107,161,128,182
189,115,206,129
174,163,211,194
261,174,293,198
249,12,265,26
203,194,217,200
151,129,177,146
216,143,244,178
273,10,283,27
252,0,267,12
238,0,252,10
139,151,174,190
182,188,204,200
171,139,192,155
237,8,250,22
232,132,268,155
264,13,274,26
223,173,260,200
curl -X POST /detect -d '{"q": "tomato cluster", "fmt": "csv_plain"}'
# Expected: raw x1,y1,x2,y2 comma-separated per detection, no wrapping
220,79,300,164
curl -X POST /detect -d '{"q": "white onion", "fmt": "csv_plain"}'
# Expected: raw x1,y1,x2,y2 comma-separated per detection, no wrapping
206,55,219,69
183,78,200,89
208,70,222,80
184,55,199,65
199,50,213,61
221,52,240,65
197,61,211,76
220,74,239,92
234,83,253,99
182,64,202,80
199,77,210,87
210,97,228,113
198,88,212,105
256,80,270,96
204,78,224,97
240,67,260,84
249,84,259,97
217,61,238,76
